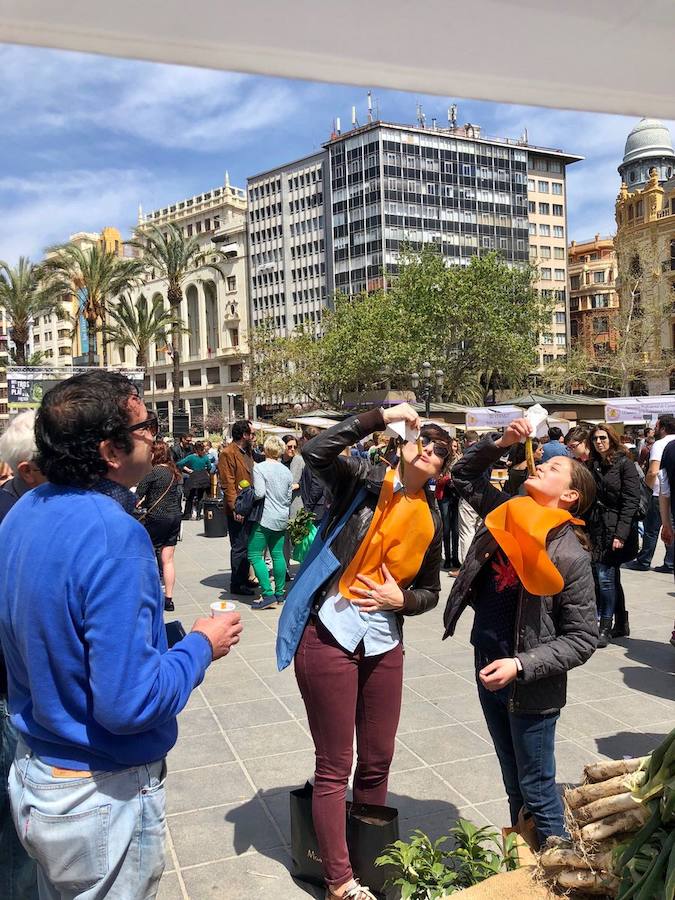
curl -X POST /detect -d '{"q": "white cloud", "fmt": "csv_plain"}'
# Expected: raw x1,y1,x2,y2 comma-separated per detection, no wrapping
0,168,186,263
0,45,302,151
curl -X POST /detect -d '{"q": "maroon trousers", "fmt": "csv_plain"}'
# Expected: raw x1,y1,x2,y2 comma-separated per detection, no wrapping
294,619,404,887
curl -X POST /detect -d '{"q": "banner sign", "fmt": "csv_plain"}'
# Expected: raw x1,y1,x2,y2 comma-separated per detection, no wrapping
465,406,524,428
8,367,145,410
605,395,675,422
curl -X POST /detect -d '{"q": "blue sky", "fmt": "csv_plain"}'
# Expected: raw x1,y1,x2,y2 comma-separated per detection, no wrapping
1,42,673,265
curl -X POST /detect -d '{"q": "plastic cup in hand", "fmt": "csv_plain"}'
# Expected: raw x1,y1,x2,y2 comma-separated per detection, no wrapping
211,601,236,617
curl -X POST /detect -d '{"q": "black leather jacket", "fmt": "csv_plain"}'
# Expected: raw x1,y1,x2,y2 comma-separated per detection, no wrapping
443,437,598,715
302,409,443,619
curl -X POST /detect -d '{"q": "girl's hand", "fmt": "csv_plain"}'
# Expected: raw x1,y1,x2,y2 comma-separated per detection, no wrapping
350,563,405,612
612,537,625,551
381,402,421,433
479,658,519,691
495,418,532,449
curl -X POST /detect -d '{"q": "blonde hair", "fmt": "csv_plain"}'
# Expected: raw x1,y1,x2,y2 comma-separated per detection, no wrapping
264,435,285,459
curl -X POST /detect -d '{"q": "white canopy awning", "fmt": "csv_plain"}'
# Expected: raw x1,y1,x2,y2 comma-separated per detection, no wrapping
2,1,675,119
605,395,675,423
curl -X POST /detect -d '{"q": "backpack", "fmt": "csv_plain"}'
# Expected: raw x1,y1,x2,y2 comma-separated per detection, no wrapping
635,470,651,521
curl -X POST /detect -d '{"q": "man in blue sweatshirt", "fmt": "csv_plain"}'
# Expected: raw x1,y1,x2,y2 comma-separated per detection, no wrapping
0,371,243,900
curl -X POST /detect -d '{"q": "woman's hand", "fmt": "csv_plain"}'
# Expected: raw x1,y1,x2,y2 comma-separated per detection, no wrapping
612,537,625,551
350,563,405,613
479,658,519,691
495,418,531,449
382,403,421,432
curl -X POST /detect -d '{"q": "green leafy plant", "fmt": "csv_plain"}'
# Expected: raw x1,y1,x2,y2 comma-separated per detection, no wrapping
288,507,316,546
376,819,520,899
375,830,458,900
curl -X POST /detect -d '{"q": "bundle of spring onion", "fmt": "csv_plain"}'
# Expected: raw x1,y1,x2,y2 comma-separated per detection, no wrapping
537,727,675,898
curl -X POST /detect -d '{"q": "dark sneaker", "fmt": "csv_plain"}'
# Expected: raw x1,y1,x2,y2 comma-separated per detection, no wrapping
624,561,650,571
164,598,175,612
251,595,279,610
653,564,674,574
231,585,255,596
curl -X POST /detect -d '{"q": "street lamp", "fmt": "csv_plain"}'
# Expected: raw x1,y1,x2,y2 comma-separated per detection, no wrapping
411,362,444,417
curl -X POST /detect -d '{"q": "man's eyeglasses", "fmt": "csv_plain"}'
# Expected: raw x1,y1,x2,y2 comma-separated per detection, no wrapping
126,414,159,438
419,435,449,460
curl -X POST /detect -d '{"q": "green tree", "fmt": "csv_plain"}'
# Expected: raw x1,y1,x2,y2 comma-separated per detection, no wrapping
126,224,227,410
101,293,185,368
42,243,145,366
0,257,65,366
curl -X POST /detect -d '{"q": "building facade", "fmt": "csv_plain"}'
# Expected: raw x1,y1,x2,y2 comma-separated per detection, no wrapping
568,235,619,357
247,152,331,336
614,118,675,393
135,178,250,428
248,117,581,368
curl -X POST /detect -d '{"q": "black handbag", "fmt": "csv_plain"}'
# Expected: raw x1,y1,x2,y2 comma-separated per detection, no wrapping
289,782,399,894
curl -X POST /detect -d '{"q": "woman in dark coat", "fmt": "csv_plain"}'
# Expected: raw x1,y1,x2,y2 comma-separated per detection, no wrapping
586,424,641,647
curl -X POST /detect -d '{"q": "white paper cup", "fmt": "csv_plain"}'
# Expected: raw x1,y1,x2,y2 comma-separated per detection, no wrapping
210,601,236,617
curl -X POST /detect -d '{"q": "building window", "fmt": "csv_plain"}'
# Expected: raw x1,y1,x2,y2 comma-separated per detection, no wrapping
229,327,239,348
554,247,565,259
155,373,167,390
553,225,564,238
552,204,563,216
593,271,605,283
551,182,563,195
527,200,536,213
554,268,565,281
538,202,550,215
570,274,581,290
528,223,537,235
226,276,237,292
540,245,551,258
541,267,552,280
539,224,551,236
206,366,220,385
188,369,201,386
538,180,549,193
555,334,566,345
555,311,566,324
230,363,243,382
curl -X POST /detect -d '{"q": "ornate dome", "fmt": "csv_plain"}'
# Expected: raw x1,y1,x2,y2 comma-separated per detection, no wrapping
622,118,674,166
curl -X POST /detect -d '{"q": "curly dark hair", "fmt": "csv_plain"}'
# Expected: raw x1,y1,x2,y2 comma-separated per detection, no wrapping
35,371,139,488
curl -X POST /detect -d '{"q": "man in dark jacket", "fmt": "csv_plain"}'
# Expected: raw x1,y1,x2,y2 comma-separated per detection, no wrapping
443,421,598,843
218,420,256,595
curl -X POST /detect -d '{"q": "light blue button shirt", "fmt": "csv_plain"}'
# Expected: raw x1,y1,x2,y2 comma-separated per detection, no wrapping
318,478,405,657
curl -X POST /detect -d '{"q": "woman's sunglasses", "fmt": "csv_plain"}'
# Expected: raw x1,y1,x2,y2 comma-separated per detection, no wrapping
419,435,449,460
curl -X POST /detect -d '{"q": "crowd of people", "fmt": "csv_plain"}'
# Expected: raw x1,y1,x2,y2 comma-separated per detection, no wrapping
0,371,672,900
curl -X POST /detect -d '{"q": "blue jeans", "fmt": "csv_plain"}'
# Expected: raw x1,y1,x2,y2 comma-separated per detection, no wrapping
1,701,37,900
593,562,618,620
9,739,166,900
636,496,674,568
475,659,564,841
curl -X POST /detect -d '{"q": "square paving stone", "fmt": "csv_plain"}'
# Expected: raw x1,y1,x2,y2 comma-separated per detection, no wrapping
557,703,625,739
226,721,313,761
169,800,284,868
397,694,453,734
387,767,465,820
433,754,506,806
246,749,317,796
399,722,492,766
166,762,253,815
176,706,221,739
180,848,316,900
201,677,273,707
156,872,184,900
168,730,234,772
405,672,472,701
587,693,675,729
213,698,293,731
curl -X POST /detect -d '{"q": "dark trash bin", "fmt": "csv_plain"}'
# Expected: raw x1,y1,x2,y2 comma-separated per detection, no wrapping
202,499,227,537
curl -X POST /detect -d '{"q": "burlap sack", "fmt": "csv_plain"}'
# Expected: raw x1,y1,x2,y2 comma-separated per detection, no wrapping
448,866,556,899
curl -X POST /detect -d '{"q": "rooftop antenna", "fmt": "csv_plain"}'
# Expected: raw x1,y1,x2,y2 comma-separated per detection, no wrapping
351,105,358,128
367,90,373,123
137,203,144,225
336,116,341,135
225,170,230,189
449,104,458,128
416,103,426,128
522,127,529,143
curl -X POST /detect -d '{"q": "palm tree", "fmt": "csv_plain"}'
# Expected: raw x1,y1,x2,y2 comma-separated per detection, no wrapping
102,293,186,368
42,242,146,366
126,224,226,410
0,257,65,366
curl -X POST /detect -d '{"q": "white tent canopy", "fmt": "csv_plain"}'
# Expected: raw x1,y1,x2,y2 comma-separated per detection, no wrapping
2,1,675,119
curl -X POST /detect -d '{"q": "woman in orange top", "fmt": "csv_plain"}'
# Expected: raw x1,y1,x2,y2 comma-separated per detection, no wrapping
296,403,448,900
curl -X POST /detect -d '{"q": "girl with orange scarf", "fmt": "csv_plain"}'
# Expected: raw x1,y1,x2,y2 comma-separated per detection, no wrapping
443,418,599,846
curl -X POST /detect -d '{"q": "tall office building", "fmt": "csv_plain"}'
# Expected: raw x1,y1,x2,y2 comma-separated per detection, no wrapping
247,152,331,335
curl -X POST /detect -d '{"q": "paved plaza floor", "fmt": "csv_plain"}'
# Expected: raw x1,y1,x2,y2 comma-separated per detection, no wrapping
157,521,675,900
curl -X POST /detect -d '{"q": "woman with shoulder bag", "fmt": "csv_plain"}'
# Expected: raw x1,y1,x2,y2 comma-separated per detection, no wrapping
283,403,446,900
586,424,641,647
136,441,183,611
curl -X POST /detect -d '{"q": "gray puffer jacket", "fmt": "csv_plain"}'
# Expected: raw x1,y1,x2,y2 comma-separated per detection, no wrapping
442,437,598,715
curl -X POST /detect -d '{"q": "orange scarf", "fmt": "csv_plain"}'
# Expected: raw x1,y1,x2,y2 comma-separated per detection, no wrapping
484,495,584,596
339,468,435,600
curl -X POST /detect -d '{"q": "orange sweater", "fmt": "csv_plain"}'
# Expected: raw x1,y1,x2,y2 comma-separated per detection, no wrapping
339,468,435,600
